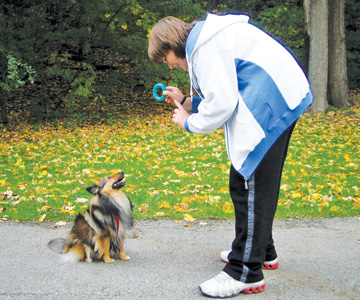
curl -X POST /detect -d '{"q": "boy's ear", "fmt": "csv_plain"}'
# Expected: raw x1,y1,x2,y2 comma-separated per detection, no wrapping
86,184,100,195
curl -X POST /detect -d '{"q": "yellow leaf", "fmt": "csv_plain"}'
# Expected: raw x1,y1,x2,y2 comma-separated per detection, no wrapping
138,203,148,212
121,24,128,30
41,205,52,211
195,195,206,201
344,154,351,162
38,214,46,222
173,168,188,177
60,209,74,215
312,194,321,200
184,214,195,222
159,201,171,208
221,202,233,213
219,165,227,172
184,223,191,227
291,191,302,198
330,206,339,212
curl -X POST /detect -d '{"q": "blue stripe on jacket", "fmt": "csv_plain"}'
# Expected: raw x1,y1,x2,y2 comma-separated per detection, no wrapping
235,58,289,130
238,90,312,179
233,58,313,178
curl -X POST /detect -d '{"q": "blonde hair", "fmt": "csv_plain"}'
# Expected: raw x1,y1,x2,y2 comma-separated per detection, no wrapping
148,16,197,65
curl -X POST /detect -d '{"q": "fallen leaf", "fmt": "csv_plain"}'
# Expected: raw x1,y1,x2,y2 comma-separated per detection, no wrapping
38,214,46,222
184,214,195,222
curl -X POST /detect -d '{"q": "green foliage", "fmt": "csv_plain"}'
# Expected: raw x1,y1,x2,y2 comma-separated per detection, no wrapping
0,50,36,91
345,0,360,88
200,0,307,69
0,0,358,125
255,5,306,67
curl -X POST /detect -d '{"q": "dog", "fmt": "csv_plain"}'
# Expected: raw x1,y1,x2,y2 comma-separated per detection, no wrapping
48,172,134,263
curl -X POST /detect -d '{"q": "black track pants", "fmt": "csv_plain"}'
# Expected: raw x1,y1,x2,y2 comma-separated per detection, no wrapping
223,121,297,283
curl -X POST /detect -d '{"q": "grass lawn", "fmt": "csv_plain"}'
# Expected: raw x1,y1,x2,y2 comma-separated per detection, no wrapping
1,95,359,222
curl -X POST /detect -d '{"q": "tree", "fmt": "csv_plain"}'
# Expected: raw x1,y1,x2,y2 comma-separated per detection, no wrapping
304,0,351,113
304,0,329,113
0,0,204,124
328,0,352,108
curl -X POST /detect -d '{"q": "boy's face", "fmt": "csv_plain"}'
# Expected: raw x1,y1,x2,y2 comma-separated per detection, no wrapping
164,50,188,71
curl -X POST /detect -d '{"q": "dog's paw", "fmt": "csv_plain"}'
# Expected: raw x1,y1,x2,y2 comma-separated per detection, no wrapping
122,255,131,261
104,257,115,263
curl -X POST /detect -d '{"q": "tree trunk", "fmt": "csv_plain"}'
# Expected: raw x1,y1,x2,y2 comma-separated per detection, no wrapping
0,88,8,124
328,0,352,107
305,0,329,113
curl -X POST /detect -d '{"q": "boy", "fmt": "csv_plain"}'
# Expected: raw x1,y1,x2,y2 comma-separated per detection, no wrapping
148,13,312,298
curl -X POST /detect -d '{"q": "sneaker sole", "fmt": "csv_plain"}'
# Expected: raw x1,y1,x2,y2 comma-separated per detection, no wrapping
199,283,266,298
221,258,279,270
262,261,279,270
242,283,266,294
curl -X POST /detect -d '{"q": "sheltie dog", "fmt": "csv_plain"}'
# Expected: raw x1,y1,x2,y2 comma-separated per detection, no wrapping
48,172,134,263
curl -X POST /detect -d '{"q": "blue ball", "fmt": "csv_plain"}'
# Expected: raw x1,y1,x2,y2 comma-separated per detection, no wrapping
153,83,166,101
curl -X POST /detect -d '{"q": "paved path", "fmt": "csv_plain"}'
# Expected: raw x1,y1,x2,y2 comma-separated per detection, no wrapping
0,217,359,300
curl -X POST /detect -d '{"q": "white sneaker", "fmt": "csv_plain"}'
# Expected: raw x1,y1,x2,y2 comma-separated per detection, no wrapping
220,250,231,263
220,250,279,269
199,271,265,298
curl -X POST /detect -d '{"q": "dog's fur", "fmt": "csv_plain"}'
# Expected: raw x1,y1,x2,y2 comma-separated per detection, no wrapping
48,172,134,263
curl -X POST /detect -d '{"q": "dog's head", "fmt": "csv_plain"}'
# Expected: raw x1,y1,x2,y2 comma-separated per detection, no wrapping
86,172,126,195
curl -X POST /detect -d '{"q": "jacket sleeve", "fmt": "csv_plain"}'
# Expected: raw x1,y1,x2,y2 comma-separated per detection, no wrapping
185,43,240,134
191,97,202,113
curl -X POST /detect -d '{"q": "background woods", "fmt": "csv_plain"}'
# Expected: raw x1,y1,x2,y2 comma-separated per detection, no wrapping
0,0,359,125
1,1,360,222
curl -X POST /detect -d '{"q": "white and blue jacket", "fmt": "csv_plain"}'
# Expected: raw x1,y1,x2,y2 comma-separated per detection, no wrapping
184,13,313,179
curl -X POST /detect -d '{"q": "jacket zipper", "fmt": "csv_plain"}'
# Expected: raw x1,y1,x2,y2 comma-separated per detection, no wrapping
244,179,248,190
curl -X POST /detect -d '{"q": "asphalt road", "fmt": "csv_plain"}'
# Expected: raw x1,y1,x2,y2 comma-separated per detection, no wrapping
0,217,359,300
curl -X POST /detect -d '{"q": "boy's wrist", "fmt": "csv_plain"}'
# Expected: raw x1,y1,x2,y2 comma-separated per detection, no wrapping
180,96,187,105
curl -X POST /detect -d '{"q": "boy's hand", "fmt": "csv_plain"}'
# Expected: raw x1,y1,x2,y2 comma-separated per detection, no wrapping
172,100,190,130
163,86,184,104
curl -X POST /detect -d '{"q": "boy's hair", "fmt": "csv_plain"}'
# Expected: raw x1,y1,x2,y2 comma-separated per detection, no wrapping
148,17,197,65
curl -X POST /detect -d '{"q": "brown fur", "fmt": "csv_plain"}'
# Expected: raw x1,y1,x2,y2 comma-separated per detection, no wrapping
49,172,134,263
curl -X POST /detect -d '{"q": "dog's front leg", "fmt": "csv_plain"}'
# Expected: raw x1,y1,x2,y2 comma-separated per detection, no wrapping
84,244,93,262
119,234,130,261
97,236,114,263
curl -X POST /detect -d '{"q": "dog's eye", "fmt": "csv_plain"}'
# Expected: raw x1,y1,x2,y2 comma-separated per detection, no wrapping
108,176,112,180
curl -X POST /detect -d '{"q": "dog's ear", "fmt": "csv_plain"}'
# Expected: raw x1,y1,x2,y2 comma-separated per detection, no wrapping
86,184,100,195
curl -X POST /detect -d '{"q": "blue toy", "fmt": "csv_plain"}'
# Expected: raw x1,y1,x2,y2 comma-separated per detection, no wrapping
153,83,167,101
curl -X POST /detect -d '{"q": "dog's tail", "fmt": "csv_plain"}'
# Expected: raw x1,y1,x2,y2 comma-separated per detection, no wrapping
47,238,66,253
61,244,85,263
48,239,85,263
